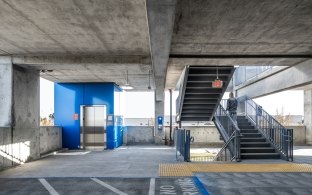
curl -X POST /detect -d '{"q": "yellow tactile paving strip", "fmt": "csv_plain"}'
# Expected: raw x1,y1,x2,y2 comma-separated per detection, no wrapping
159,163,312,177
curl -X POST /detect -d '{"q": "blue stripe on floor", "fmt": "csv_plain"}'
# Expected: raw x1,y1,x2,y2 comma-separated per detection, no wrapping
193,176,209,195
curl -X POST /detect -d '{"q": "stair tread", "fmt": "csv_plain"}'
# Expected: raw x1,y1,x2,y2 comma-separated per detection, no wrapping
240,142,270,144
241,153,280,155
241,147,275,149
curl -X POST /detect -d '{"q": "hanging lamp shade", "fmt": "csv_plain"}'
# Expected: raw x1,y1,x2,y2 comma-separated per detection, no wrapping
121,70,134,90
212,66,223,88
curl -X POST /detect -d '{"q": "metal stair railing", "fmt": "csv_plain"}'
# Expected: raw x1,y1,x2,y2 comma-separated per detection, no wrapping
213,103,241,162
175,66,189,122
237,95,293,161
175,128,191,162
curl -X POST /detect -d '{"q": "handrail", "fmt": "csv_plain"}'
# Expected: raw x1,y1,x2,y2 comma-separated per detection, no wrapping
175,66,189,122
237,95,293,161
213,131,236,161
213,103,241,162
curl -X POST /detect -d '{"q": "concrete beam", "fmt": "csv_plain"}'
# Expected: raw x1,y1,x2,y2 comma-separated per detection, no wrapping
165,57,306,89
147,0,177,101
12,55,151,65
236,59,312,98
0,56,12,126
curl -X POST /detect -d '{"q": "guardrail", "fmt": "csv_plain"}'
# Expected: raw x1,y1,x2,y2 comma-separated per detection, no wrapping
237,95,293,161
213,103,241,162
175,66,189,122
175,128,191,162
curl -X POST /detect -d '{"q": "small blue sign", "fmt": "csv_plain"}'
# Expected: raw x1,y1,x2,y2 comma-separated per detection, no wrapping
157,116,163,130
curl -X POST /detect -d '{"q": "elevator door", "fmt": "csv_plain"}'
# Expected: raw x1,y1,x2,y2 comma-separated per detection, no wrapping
82,106,106,150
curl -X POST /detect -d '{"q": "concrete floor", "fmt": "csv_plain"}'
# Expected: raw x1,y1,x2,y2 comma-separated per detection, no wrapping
0,145,312,195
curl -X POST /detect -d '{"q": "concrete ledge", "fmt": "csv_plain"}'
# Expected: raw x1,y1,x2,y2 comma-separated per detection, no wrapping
124,126,154,145
286,125,306,145
40,126,62,155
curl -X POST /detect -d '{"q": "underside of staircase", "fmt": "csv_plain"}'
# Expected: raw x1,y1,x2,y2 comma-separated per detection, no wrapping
177,66,235,122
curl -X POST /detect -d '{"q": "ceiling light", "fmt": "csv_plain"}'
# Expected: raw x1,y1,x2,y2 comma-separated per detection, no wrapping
148,70,151,90
121,70,134,90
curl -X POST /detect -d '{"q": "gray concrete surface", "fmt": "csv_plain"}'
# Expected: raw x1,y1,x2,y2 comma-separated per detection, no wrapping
287,125,306,145
304,89,312,145
0,56,12,127
125,126,154,145
236,60,312,98
0,146,177,178
12,66,40,162
187,126,223,146
39,126,62,155
147,0,177,101
0,177,202,195
0,145,311,194
196,172,312,195
0,127,12,170
0,0,150,56
0,0,153,90
166,0,312,89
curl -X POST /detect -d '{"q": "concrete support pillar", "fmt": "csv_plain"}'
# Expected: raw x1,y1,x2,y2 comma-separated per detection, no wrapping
12,66,40,161
0,57,40,169
154,99,165,144
304,90,312,144
0,56,13,126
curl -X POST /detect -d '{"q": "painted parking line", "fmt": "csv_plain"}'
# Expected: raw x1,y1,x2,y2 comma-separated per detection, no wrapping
38,178,59,195
91,177,128,195
149,178,155,195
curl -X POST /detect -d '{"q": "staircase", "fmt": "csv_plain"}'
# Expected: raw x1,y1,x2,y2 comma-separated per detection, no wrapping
238,116,280,159
176,66,235,122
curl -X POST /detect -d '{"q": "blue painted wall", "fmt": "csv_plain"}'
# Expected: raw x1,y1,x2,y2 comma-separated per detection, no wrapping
54,83,123,149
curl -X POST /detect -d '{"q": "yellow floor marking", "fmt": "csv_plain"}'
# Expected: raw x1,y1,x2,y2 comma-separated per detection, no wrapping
159,163,312,177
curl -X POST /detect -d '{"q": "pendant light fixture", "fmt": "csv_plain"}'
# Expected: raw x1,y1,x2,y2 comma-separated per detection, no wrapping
212,66,223,88
148,70,151,90
121,70,134,90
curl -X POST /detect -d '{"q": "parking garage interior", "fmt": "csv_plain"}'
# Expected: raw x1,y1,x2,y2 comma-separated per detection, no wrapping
1,0,312,194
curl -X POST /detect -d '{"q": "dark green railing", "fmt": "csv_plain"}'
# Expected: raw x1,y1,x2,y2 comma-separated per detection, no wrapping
237,96,293,161
213,103,241,162
175,128,191,162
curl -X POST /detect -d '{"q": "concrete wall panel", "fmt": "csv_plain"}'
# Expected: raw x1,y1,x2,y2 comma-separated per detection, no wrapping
125,126,154,145
286,126,306,145
40,126,62,155
13,66,40,161
0,57,12,126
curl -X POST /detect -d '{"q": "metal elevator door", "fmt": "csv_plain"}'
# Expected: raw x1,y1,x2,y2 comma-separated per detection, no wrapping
82,106,106,150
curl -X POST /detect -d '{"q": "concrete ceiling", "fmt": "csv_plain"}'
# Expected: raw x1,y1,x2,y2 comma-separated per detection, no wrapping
0,0,154,90
0,0,312,98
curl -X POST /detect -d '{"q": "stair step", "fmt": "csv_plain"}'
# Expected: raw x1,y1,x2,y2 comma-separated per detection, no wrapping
241,142,271,147
241,133,262,137
241,153,280,159
241,147,276,153
237,119,249,123
239,126,255,130
240,130,258,133
237,121,251,125
240,137,266,142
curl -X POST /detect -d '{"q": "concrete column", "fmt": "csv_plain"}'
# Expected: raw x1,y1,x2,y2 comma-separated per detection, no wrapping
0,60,40,169
0,56,13,126
304,90,312,144
154,99,165,144
12,66,40,161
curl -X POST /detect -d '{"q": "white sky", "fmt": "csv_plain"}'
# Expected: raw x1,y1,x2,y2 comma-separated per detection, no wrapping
40,78,54,118
40,78,304,118
254,90,304,116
